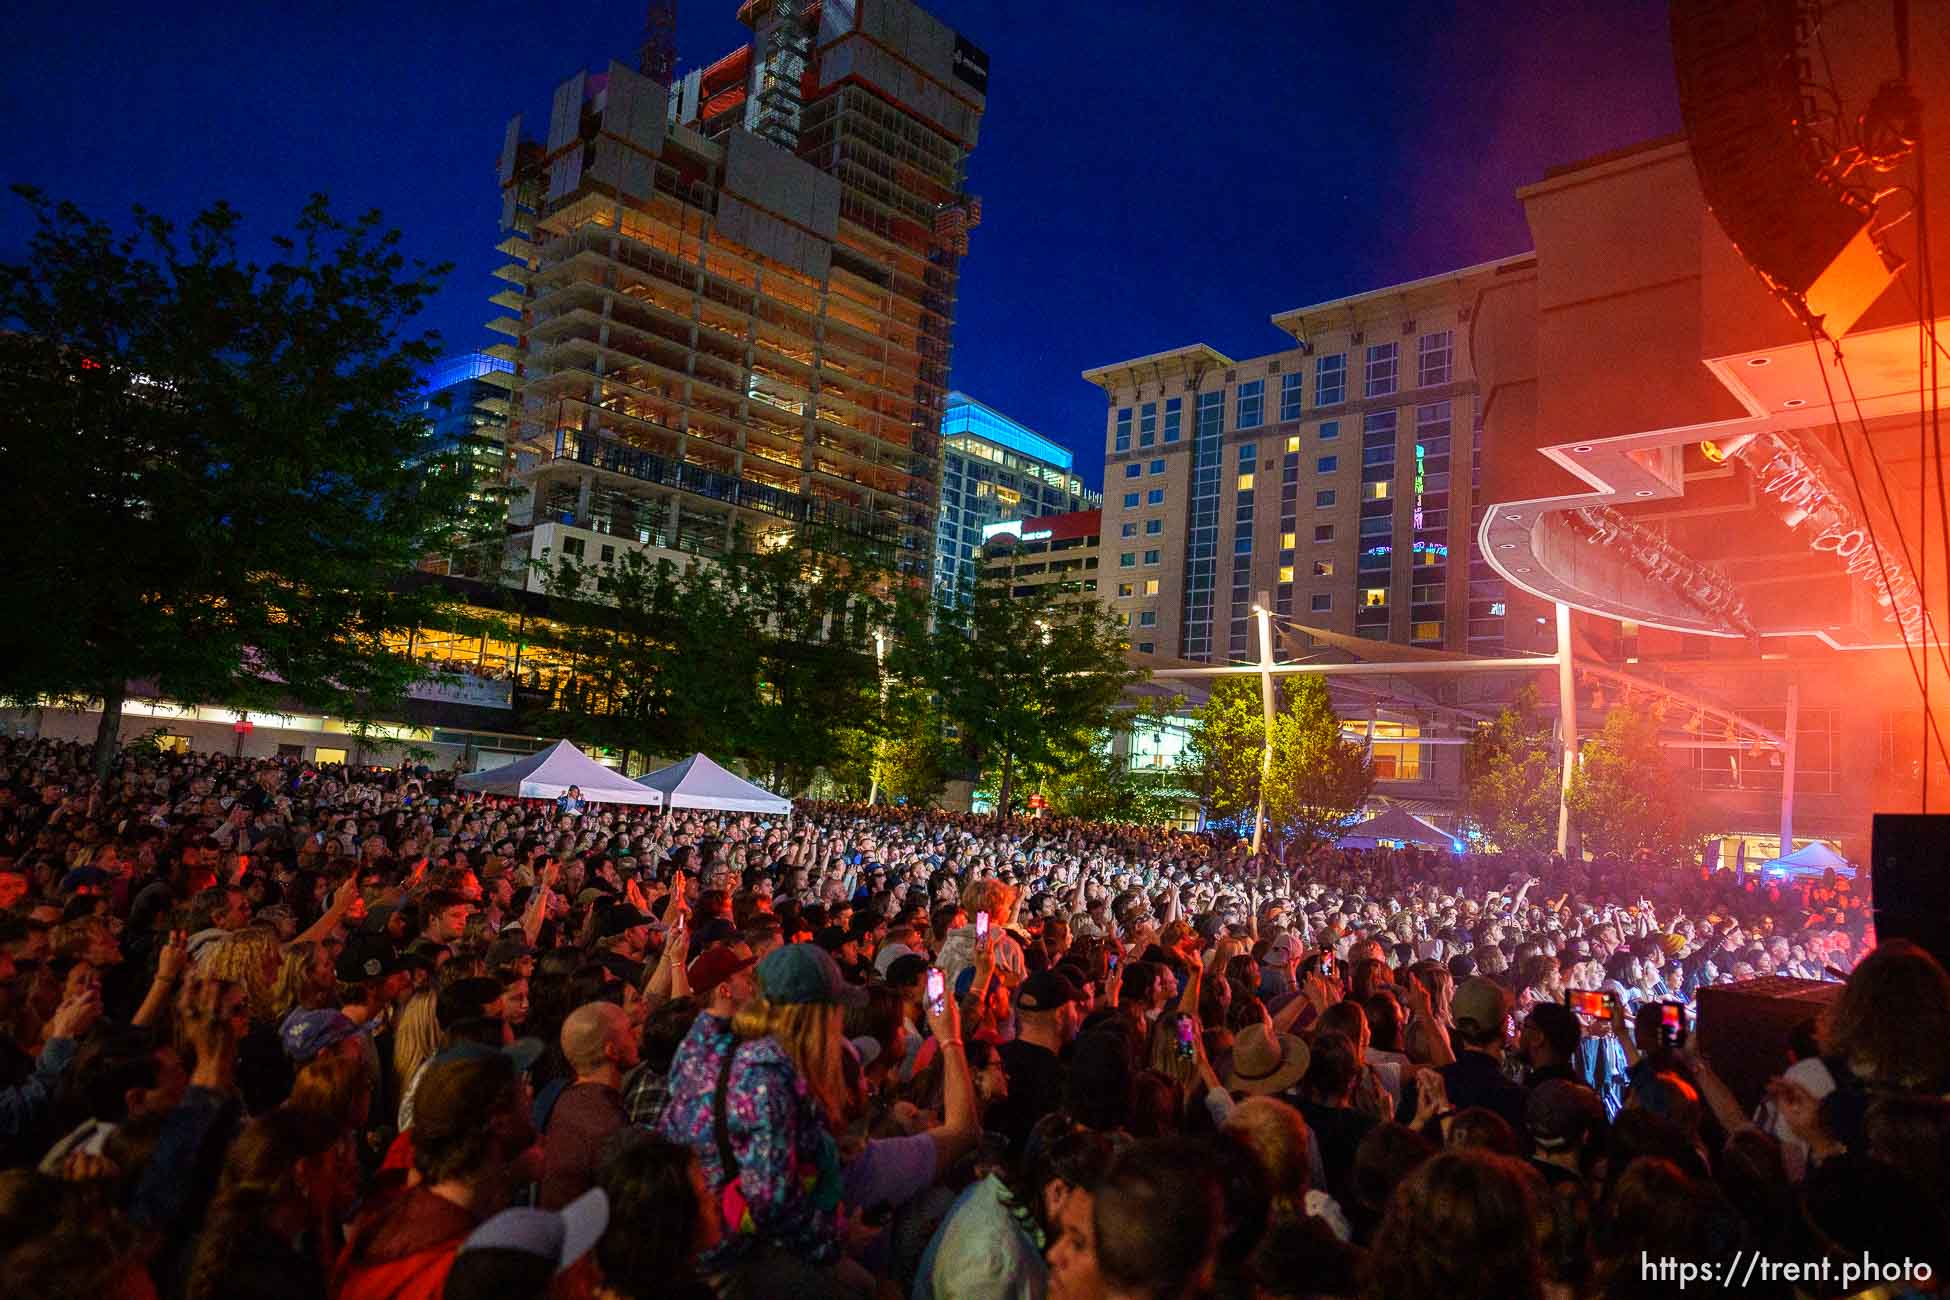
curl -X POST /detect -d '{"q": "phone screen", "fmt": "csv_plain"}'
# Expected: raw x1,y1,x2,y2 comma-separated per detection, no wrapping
975,911,989,941
1660,1001,1688,1046
1107,952,1119,971
1319,954,1335,978
926,969,946,1017
1175,1016,1196,1059
1567,990,1609,1018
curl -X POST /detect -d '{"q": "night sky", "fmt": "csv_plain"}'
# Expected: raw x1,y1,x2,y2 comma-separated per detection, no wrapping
3,0,1680,490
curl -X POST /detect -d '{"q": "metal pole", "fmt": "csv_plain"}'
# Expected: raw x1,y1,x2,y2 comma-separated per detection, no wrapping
1252,598,1276,856
867,629,888,807
1555,602,1578,856
1779,680,1798,856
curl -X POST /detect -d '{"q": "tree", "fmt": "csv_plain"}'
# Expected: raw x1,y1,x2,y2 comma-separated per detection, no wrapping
1264,675,1374,849
1183,675,1267,829
0,190,486,778
919,576,1143,818
1461,684,1562,853
1567,706,1698,862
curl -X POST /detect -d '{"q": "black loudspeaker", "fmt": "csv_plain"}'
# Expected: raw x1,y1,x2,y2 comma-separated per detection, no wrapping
1696,976,1843,1113
1871,814,1950,969
1669,0,1896,333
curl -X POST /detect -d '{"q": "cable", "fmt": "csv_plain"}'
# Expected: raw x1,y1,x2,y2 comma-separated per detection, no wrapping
1809,327,1950,769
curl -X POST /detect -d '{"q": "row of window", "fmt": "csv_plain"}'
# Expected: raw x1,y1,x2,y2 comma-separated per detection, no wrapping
1109,333,1453,452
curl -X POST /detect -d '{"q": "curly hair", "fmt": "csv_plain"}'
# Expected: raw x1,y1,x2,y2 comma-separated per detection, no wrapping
1363,1151,1544,1300
200,928,283,1025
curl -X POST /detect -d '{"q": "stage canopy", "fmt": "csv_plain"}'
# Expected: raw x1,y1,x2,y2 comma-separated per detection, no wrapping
456,740,664,805
1761,840,1853,877
636,752,792,814
1336,805,1457,849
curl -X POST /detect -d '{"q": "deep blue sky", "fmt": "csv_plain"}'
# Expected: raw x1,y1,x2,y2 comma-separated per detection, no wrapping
3,0,1679,491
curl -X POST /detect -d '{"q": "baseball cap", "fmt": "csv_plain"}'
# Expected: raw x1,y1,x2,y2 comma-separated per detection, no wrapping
756,942,867,1008
1016,971,1080,1013
597,904,652,937
486,936,536,970
335,934,408,983
446,1189,610,1300
279,1008,365,1063
686,943,756,996
1450,976,1509,1035
1264,932,1303,967
873,942,917,977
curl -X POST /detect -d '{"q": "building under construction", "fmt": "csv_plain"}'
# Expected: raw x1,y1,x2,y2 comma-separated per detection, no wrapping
486,0,989,587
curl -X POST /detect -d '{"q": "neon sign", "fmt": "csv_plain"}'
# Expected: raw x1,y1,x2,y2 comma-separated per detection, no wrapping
1413,443,1426,532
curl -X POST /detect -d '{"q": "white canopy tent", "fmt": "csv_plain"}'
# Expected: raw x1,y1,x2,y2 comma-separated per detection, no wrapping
1760,840,1854,878
455,740,664,805
636,752,792,814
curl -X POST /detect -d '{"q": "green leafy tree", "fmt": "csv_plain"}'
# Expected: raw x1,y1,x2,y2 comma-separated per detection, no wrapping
534,548,761,769
0,189,485,778
919,577,1143,818
1461,684,1562,853
1567,706,1698,862
1184,675,1269,827
1265,676,1374,849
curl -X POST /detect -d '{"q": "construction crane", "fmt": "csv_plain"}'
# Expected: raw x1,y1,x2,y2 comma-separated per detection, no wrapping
639,0,677,87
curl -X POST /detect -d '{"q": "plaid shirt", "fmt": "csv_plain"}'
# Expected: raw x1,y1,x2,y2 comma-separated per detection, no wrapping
622,1062,672,1128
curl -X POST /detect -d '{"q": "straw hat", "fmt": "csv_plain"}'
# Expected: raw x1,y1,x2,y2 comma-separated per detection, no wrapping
1225,1023,1311,1096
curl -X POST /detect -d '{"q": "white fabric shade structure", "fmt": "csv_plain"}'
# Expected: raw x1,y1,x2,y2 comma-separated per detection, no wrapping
455,740,664,806
635,752,792,814
1336,806,1456,850
1760,840,1853,876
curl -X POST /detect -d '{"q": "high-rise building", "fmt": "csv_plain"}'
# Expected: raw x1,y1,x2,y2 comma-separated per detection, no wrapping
935,392,1097,599
490,0,989,587
420,351,514,486
1082,257,1525,663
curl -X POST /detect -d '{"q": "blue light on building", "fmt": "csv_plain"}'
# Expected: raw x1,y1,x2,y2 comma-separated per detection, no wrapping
935,392,1097,601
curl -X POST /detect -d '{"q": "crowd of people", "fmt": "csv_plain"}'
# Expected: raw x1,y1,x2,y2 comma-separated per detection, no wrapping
0,733,1936,1300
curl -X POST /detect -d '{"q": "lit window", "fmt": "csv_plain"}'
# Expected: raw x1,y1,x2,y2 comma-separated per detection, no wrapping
1314,560,1335,576
1417,548,1440,566
1279,565,1294,582
1237,473,1255,491
1117,582,1135,597
1413,620,1443,642
1285,435,1301,453
1365,481,1390,500
1363,588,1388,607
1281,531,1296,548
1144,578,1160,595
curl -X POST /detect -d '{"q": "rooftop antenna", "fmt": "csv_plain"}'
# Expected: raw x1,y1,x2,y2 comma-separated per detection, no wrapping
640,0,677,86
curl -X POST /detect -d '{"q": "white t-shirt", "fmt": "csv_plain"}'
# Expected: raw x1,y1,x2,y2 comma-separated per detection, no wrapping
1757,1055,1836,1182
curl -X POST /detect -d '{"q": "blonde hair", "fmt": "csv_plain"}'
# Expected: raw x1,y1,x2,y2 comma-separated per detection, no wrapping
962,878,1019,926
271,942,327,1020
200,928,282,1024
392,990,442,1097
731,995,846,1124
1224,1096,1313,1207
1145,1013,1203,1092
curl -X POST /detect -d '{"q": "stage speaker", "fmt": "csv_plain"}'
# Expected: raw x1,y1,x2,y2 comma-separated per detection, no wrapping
1669,0,1899,334
1871,813,1950,969
1696,976,1842,1113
